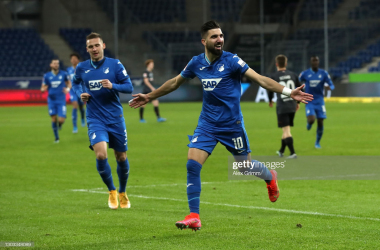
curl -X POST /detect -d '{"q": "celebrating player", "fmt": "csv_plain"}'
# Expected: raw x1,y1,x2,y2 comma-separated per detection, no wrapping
299,55,334,149
129,21,313,231
41,59,71,143
268,55,301,159
139,59,166,123
71,32,133,209
67,52,85,133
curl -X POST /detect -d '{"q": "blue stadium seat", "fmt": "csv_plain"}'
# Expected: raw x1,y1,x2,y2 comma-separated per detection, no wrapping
0,28,60,77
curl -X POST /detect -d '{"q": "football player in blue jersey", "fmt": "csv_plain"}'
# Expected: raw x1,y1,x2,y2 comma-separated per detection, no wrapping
71,32,134,210
67,53,86,133
130,21,313,231
299,55,335,149
41,59,71,143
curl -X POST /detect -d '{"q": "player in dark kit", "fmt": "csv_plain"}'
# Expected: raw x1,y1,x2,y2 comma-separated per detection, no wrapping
268,55,301,159
139,59,166,123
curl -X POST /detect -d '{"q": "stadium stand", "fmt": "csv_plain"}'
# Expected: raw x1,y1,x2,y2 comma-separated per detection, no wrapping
59,28,113,61
349,0,380,20
210,0,246,22
95,0,186,23
0,28,60,77
298,0,343,21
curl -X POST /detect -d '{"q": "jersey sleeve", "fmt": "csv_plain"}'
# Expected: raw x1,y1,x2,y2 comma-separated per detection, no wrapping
112,60,133,94
42,74,48,86
180,58,196,79
299,71,305,82
143,71,148,78
230,54,249,75
72,64,84,97
64,71,70,82
115,60,130,82
324,71,335,90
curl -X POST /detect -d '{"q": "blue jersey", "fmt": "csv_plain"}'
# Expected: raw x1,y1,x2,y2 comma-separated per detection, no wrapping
181,51,249,132
67,66,80,99
42,70,70,104
67,66,75,80
299,68,334,105
72,57,133,125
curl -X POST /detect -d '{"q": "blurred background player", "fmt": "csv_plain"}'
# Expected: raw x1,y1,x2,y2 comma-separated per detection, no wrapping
67,52,85,133
40,59,71,143
268,55,301,159
299,55,335,149
130,20,313,231
140,59,166,123
71,32,133,210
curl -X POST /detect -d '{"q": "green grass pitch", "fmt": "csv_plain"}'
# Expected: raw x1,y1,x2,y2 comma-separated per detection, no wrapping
1,102,379,249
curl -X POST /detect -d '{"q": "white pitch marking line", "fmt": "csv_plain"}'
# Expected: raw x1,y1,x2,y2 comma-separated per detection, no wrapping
70,189,380,222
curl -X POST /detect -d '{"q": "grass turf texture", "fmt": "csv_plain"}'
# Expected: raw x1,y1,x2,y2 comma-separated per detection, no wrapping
1,102,379,249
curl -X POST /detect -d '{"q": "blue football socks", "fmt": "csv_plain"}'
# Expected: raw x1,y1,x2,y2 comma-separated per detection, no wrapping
307,123,312,130
117,159,130,193
52,121,59,140
186,159,202,214
96,158,116,191
250,160,273,182
316,125,324,144
72,108,77,127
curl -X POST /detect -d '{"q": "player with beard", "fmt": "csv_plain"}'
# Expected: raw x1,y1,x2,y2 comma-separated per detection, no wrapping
129,21,313,231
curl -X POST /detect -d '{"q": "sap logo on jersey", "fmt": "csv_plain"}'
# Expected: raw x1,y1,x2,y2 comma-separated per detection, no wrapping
89,80,103,91
202,78,222,91
310,80,320,87
51,81,61,88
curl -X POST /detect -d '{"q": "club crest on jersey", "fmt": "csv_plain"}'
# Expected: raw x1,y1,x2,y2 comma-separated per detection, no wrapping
217,64,224,72
103,67,109,74
202,78,222,91
89,80,103,91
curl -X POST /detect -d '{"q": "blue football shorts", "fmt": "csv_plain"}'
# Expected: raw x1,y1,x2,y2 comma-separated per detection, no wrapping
187,126,251,156
69,89,84,105
48,102,67,118
87,120,128,152
305,103,327,119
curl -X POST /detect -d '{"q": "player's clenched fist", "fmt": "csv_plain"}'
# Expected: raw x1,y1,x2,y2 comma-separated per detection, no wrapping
81,93,91,102
100,79,113,89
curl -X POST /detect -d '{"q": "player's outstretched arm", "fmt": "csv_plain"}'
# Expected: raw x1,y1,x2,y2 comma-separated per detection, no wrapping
244,68,313,104
129,74,186,109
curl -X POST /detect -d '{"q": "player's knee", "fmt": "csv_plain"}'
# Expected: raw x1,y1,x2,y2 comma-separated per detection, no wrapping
96,152,107,160
115,152,127,162
186,159,202,175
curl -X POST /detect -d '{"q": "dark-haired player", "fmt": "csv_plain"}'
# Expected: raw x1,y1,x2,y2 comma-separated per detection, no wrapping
41,59,71,143
139,59,166,123
130,21,313,231
299,55,334,149
71,32,133,210
268,55,301,158
67,52,85,133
